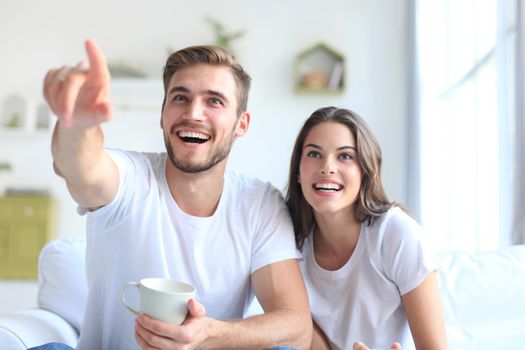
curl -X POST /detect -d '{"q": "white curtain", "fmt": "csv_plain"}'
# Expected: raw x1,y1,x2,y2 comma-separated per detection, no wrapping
412,0,523,252
511,0,525,245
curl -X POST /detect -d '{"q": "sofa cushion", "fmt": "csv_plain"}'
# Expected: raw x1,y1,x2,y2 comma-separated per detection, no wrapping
437,244,525,349
37,236,87,332
0,308,79,349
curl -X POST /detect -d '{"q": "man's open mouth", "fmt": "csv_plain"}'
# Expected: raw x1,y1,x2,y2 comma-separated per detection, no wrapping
177,131,211,144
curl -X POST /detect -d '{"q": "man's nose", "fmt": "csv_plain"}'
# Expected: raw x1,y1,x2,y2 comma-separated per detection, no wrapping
184,100,204,121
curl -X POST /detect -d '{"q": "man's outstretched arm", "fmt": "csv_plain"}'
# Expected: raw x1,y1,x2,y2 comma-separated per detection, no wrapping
45,40,118,209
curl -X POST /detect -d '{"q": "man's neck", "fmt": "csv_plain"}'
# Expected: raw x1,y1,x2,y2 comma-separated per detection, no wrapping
165,159,226,217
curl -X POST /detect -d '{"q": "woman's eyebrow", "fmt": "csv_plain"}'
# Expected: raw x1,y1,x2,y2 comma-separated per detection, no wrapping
337,145,356,151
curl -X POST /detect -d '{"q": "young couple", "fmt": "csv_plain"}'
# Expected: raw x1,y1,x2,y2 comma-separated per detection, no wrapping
37,40,447,350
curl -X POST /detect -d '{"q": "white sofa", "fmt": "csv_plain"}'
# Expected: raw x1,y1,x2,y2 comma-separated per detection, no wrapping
1,236,524,349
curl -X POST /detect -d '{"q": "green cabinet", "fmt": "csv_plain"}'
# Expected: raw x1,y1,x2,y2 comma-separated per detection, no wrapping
0,196,57,278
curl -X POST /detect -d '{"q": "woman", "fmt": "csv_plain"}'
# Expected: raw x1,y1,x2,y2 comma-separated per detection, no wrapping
286,107,448,350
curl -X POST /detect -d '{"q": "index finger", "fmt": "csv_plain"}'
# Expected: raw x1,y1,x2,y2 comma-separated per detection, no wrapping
85,39,110,82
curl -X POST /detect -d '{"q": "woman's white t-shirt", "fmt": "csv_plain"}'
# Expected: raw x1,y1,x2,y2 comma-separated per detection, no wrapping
300,207,437,350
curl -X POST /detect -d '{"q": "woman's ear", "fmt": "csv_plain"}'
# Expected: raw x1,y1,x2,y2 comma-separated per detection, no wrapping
297,174,301,183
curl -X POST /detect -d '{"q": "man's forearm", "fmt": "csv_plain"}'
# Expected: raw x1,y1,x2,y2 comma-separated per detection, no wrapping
51,121,117,208
52,121,105,182
202,309,312,350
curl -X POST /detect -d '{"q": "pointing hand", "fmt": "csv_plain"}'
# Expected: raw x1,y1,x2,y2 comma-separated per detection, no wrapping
43,39,112,128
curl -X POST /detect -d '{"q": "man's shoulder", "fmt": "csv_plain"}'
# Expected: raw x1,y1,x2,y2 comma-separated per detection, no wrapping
224,171,275,191
225,172,284,204
140,151,166,168
106,148,166,171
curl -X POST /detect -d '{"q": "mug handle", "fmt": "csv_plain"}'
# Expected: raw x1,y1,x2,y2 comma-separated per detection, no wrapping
120,281,140,316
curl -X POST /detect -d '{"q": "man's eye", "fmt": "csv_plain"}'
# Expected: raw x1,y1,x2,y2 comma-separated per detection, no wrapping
173,95,187,102
306,151,320,158
209,97,222,105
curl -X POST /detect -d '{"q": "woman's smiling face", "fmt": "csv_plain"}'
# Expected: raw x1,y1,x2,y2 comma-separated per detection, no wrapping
298,121,362,216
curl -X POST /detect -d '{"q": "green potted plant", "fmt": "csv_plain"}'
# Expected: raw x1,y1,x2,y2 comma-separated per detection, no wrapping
205,17,245,51
0,161,11,172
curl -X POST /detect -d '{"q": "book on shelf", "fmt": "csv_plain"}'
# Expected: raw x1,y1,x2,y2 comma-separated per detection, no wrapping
327,61,343,90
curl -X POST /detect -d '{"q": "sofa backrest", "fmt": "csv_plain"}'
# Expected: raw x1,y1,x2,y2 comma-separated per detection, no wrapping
37,236,525,349
436,244,525,349
37,235,87,332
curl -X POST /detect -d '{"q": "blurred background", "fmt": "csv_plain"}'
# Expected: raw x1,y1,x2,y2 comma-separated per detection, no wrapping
0,0,523,259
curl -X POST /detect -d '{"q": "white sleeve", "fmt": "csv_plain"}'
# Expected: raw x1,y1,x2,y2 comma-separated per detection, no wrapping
381,209,437,295
250,185,300,273
83,149,151,233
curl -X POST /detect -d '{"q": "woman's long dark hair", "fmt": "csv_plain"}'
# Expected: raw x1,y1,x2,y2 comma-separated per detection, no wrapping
285,107,400,249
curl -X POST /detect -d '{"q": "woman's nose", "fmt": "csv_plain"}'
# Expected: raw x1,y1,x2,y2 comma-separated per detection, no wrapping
320,158,336,175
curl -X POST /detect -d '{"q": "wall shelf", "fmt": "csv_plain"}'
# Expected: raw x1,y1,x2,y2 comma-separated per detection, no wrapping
0,79,164,138
111,78,163,112
294,42,345,94
0,95,53,136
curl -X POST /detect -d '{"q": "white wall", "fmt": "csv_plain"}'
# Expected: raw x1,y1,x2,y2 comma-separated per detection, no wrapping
0,0,408,237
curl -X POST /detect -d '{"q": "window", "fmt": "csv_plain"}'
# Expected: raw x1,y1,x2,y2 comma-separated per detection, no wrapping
415,0,518,251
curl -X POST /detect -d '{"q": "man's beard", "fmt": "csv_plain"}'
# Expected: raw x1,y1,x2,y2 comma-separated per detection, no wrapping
164,128,235,174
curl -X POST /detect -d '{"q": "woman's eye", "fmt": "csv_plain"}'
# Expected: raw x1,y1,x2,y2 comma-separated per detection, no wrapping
339,153,353,160
306,151,321,158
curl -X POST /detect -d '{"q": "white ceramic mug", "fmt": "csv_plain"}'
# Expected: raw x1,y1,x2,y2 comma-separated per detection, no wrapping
120,277,196,324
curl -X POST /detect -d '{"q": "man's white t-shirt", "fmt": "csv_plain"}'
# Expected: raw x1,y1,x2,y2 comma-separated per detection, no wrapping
300,207,437,350
76,149,299,350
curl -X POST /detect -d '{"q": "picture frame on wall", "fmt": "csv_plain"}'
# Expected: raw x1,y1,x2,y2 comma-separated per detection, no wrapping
0,94,26,131
1,95,53,134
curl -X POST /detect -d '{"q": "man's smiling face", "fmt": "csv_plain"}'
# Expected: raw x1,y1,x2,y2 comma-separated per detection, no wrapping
161,63,248,174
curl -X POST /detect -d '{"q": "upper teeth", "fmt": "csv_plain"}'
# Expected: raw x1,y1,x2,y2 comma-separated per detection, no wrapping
314,183,342,191
178,131,210,140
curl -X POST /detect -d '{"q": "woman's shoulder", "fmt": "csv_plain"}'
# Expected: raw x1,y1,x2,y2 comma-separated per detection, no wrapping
384,206,419,230
367,206,422,245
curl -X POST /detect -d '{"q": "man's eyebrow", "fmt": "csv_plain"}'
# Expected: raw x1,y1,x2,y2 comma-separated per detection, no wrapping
167,87,229,103
206,90,229,103
168,86,190,95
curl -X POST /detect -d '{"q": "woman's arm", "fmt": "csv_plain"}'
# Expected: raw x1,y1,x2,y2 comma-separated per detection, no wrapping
310,321,331,350
402,271,448,350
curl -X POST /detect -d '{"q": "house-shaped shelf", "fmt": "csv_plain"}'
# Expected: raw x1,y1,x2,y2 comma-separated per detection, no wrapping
295,42,345,93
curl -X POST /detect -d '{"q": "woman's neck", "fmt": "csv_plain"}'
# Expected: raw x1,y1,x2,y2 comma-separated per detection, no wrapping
313,209,361,270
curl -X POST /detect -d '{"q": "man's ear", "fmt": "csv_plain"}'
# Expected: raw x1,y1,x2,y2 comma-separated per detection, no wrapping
160,110,164,130
235,111,251,137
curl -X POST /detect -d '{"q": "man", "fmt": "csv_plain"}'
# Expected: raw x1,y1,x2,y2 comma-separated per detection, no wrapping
40,40,311,350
